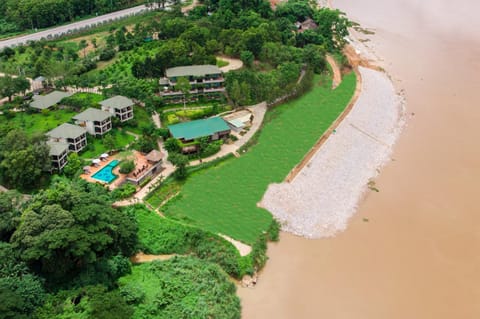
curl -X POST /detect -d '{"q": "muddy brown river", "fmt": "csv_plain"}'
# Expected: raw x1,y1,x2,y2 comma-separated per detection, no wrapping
239,0,480,318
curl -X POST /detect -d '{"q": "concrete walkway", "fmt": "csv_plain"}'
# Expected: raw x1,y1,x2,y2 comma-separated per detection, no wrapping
152,112,161,128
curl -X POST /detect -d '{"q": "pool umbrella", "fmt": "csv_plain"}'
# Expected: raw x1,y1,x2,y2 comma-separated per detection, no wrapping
100,153,109,158
83,166,91,172
92,159,101,164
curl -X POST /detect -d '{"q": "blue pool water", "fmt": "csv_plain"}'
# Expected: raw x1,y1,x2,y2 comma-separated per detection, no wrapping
91,159,120,183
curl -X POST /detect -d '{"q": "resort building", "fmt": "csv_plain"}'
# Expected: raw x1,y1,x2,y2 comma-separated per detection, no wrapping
100,96,134,122
30,91,73,110
126,150,164,185
73,108,112,136
47,141,69,171
46,123,87,153
159,65,225,103
168,117,231,152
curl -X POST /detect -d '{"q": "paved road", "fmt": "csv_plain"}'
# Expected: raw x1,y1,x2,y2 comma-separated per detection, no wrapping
0,5,152,50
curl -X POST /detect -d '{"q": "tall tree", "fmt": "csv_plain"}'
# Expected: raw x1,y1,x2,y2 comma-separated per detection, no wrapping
0,76,30,102
0,191,22,242
10,179,138,279
0,130,50,190
175,76,191,111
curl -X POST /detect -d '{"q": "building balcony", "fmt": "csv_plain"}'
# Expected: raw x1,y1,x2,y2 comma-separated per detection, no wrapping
204,87,226,93
203,77,224,84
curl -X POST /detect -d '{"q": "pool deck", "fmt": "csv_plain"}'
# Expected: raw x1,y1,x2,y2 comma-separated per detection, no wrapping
80,151,160,190
80,158,120,187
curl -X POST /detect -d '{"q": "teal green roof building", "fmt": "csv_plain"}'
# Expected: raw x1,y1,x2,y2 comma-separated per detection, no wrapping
168,117,230,141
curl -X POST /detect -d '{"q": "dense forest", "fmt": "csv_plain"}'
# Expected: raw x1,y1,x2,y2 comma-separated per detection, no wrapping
0,0,142,34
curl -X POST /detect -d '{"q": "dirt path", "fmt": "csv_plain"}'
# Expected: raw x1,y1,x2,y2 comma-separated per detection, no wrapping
217,56,243,72
326,54,342,89
220,234,252,256
131,252,176,263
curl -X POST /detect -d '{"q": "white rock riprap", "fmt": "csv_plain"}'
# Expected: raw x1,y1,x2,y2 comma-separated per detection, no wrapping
260,67,405,238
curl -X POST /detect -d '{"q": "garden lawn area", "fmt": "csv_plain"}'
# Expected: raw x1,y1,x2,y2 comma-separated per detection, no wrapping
80,129,135,159
161,72,357,244
123,106,153,134
216,58,229,68
0,109,76,135
61,92,104,110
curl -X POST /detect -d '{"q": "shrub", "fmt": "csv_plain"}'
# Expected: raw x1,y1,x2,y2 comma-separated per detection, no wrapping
200,140,222,158
157,128,170,140
164,138,181,153
99,48,116,61
130,205,244,278
119,160,135,174
119,283,145,305
139,176,151,188
111,183,136,200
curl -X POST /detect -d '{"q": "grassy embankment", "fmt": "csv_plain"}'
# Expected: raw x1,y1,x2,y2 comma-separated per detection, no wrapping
148,72,357,244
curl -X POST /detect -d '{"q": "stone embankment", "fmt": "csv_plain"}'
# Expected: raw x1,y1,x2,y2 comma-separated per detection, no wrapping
260,67,405,238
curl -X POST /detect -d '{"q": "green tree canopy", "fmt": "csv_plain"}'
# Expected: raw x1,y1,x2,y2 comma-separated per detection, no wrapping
0,190,23,242
11,179,138,279
0,130,51,190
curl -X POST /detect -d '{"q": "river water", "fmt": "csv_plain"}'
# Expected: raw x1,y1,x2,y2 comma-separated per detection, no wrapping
239,0,480,318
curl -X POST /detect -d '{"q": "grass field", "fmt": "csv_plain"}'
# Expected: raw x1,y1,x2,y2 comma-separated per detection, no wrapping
159,72,357,244
80,129,135,159
0,109,76,135
122,106,153,134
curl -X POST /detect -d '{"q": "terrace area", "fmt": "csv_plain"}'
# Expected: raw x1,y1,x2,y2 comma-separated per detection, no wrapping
80,150,164,191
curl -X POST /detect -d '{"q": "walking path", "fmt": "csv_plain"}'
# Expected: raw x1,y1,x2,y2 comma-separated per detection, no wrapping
217,56,244,72
220,234,252,256
151,112,161,128
326,54,342,89
131,252,176,263
135,103,267,200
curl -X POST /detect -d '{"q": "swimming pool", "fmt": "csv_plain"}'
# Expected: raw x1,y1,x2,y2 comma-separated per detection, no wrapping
91,159,120,183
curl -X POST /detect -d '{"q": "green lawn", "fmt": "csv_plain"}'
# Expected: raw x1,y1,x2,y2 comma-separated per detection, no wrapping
122,106,153,134
160,73,357,244
0,109,76,135
80,129,135,159
216,58,229,68
61,92,104,110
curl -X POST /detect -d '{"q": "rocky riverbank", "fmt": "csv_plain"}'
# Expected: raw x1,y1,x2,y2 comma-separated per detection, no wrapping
261,66,405,238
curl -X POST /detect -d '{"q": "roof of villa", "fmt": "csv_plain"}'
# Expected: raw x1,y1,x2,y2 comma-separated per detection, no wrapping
100,96,134,109
47,123,86,139
47,141,69,156
73,108,112,122
30,91,73,110
168,117,230,140
166,65,222,78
